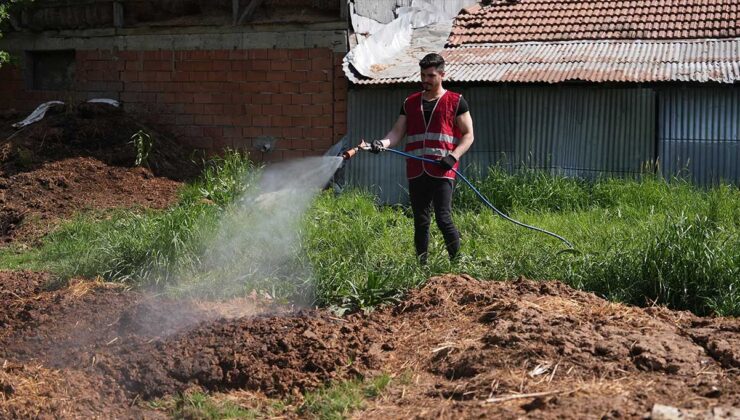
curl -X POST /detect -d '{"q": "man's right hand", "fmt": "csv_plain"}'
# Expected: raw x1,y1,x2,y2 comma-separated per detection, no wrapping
370,139,386,154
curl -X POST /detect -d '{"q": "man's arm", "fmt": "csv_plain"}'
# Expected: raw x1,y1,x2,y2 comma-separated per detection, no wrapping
450,111,474,160
377,115,407,149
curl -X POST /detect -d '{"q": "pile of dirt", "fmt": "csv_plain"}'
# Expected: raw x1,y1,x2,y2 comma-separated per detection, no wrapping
0,102,200,243
1,272,738,418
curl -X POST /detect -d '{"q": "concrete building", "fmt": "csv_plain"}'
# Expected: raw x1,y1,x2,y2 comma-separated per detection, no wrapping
0,0,349,161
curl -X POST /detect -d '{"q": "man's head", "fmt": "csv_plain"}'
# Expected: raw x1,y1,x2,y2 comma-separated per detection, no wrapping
419,53,445,92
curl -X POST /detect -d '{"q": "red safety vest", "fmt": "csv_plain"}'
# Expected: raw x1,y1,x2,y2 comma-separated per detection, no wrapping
403,90,462,180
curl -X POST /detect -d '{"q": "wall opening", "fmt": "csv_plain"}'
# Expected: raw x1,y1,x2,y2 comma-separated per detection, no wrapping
25,50,76,91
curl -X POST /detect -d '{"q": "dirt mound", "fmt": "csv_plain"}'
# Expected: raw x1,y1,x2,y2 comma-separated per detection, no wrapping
0,361,158,419
0,102,200,243
360,275,740,418
1,272,738,418
97,312,383,399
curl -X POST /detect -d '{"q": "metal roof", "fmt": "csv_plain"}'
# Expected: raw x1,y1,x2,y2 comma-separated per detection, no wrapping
344,38,740,84
450,0,740,46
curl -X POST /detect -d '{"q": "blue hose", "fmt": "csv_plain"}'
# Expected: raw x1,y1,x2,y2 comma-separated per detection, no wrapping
382,147,575,249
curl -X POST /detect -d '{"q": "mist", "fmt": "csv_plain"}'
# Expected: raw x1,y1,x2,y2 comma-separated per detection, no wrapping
178,155,344,306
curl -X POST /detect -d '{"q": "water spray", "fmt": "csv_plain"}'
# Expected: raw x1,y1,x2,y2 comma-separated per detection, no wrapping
343,140,575,250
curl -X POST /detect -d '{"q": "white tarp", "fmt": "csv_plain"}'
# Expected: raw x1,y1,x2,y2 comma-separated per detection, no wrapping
345,0,475,80
12,98,120,129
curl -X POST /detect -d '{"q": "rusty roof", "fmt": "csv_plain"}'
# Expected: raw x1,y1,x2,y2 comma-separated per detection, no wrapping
449,0,740,46
344,38,740,84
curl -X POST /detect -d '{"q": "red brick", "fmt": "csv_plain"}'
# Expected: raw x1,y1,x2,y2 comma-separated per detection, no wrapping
312,92,333,104
229,50,248,59
184,103,204,114
304,127,333,139
302,104,324,116
283,127,303,138
291,60,310,71
125,61,143,71
272,115,292,127
223,104,243,115
271,60,291,71
278,82,300,94
263,127,284,138
172,71,191,82
161,82,183,92
193,115,213,125
213,115,234,125
253,94,272,104
272,94,292,105
268,49,289,60
291,116,312,127
248,49,269,60
261,104,282,115
232,115,250,126
243,127,263,137
311,115,333,127
184,51,212,60
204,126,223,138
178,61,211,72
212,60,230,71
252,115,270,127
244,104,263,115
252,60,270,71
223,126,241,138
231,60,249,71
227,71,247,82
282,104,301,115
120,92,139,103
291,95,312,105
176,114,194,125
188,72,209,82
299,82,327,94
289,49,309,59
307,70,331,82
211,93,232,104
174,92,194,103
155,72,172,82
266,71,286,82
212,50,229,60
207,71,228,82
117,50,141,61
121,71,139,82
193,93,213,104
143,60,170,71
246,71,267,82
204,104,224,114
157,93,177,103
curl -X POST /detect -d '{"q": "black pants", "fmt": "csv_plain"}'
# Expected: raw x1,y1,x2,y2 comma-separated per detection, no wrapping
409,173,461,263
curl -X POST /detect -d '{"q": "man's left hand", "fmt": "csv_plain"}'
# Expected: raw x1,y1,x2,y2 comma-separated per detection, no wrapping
439,155,457,170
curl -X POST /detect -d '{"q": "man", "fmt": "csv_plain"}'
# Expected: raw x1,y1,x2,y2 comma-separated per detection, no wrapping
370,53,474,264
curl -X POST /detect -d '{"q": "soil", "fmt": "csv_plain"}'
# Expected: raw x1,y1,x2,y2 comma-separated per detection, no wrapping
0,102,200,243
1,272,738,419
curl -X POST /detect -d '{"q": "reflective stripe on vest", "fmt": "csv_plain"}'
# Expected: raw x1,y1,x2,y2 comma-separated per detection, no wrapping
406,132,459,146
406,147,452,157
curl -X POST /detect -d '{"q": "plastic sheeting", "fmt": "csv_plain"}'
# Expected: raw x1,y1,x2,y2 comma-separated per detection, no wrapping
345,0,473,80
12,98,120,129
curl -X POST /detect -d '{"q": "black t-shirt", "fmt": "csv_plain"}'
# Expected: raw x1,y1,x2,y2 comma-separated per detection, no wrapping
400,95,469,125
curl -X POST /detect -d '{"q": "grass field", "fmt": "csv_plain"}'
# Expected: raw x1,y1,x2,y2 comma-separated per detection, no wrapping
3,152,738,316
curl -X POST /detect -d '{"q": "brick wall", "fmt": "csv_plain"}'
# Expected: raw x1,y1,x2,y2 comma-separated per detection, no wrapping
0,47,348,161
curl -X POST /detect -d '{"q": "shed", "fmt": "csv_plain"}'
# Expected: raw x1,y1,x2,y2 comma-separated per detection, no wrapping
342,0,740,203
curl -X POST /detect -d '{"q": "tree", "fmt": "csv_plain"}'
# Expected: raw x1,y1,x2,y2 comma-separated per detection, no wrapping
0,0,33,67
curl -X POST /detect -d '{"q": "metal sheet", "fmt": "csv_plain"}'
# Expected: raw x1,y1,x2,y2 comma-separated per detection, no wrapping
346,85,656,203
345,39,740,85
659,87,740,186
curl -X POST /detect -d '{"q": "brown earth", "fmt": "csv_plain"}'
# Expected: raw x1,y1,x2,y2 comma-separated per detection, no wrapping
1,271,738,419
0,102,200,243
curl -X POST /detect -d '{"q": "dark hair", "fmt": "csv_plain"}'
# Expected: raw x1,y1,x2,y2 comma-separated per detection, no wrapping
419,53,445,72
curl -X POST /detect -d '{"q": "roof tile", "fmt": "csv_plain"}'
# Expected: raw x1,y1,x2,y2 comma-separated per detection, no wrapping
449,0,740,46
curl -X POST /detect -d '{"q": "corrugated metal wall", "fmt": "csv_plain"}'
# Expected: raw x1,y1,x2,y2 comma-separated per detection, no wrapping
346,85,657,203
659,87,740,185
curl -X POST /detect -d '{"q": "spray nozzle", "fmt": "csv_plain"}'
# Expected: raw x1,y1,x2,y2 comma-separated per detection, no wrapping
341,140,371,160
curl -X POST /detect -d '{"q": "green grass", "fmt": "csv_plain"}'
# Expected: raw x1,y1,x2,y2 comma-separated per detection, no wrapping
147,374,392,419
299,374,392,419
3,152,739,316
